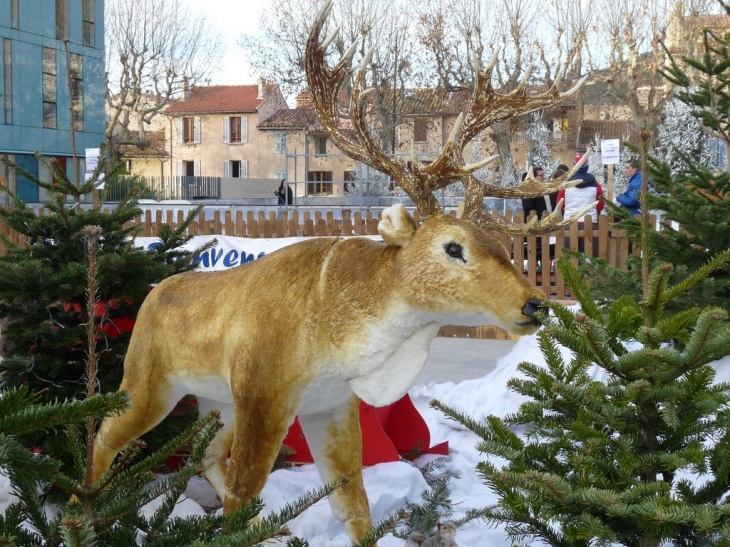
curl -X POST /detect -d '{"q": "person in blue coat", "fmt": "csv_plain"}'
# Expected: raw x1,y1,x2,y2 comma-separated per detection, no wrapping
617,159,642,216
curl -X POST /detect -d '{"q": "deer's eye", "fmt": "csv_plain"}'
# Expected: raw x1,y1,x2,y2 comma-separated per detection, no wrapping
444,242,465,262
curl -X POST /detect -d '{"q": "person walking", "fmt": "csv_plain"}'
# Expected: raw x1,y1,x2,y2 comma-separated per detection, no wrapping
617,159,642,216
274,179,293,220
274,179,293,206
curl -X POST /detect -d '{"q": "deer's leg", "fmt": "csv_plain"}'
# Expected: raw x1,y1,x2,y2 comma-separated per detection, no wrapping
197,398,235,502
223,389,297,514
92,377,180,484
298,395,372,541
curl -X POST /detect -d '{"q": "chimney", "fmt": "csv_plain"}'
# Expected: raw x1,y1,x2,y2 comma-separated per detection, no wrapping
257,77,266,100
295,91,313,109
183,76,190,100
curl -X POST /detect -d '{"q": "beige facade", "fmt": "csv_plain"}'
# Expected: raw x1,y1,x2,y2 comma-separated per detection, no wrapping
171,112,264,178
257,98,359,197
164,82,288,181
256,129,358,197
116,79,667,198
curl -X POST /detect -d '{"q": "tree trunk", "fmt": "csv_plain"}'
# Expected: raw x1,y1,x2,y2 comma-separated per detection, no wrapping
492,121,517,186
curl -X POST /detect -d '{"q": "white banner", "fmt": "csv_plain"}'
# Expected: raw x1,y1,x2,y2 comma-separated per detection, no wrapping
134,235,383,272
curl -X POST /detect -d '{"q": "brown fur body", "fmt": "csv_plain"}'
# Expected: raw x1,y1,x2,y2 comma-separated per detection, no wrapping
92,205,544,541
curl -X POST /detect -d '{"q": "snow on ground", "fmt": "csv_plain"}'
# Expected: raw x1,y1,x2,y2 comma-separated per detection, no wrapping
4,332,730,546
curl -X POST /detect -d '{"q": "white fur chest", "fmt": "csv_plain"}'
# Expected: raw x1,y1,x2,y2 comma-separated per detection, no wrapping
297,312,440,414
347,321,440,406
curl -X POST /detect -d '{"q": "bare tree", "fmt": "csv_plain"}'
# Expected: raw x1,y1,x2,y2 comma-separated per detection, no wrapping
544,0,597,121
240,0,419,153
237,0,323,99
105,0,223,160
415,0,547,187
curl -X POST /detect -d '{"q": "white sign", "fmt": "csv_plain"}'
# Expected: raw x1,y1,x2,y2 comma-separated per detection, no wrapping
134,235,383,272
85,148,101,172
601,139,620,165
85,171,104,189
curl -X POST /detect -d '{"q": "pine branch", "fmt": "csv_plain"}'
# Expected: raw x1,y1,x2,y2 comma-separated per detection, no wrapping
0,391,127,437
59,516,98,547
208,479,348,547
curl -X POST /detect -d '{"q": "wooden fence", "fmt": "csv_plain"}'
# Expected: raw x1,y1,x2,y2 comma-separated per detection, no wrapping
0,207,644,337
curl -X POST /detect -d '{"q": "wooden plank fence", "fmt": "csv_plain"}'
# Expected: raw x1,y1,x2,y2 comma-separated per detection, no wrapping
0,207,646,339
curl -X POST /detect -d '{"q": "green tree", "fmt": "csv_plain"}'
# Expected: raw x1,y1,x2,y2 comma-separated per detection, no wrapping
0,152,210,460
572,11,730,313
434,253,730,546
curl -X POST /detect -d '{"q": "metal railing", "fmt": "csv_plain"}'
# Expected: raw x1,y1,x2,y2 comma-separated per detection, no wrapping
102,176,221,202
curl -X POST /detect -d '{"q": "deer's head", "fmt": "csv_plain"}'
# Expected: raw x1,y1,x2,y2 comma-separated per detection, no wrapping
379,204,544,334
306,0,596,335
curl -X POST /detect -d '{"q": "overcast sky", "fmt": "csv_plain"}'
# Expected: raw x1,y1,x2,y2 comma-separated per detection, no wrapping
181,0,264,85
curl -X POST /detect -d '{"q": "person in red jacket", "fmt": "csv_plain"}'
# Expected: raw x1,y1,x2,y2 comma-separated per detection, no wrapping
556,154,604,222
556,154,604,256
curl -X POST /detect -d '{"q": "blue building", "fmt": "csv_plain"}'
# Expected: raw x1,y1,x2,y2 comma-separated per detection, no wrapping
0,0,104,202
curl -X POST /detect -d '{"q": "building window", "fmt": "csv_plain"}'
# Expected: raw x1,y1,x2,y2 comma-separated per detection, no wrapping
413,118,428,142
275,132,288,154
3,39,11,125
307,171,333,195
710,138,728,169
344,170,356,194
56,0,69,40
223,116,248,143
180,117,200,144
224,160,249,178
42,48,57,129
82,0,95,47
10,0,19,29
69,53,83,131
275,170,286,180
179,160,199,176
314,135,327,154
0,156,15,205
229,117,241,143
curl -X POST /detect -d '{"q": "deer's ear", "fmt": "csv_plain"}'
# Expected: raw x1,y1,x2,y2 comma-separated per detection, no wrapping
379,204,417,247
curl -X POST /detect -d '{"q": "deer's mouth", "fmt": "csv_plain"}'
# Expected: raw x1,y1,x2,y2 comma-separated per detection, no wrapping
515,317,542,328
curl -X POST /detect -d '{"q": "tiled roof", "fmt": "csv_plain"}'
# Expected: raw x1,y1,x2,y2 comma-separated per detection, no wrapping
684,13,730,31
258,108,324,131
394,89,471,115
119,131,168,158
293,85,577,118
574,120,639,149
165,84,278,115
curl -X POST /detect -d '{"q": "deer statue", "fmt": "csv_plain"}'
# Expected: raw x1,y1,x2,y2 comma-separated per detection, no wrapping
90,0,595,542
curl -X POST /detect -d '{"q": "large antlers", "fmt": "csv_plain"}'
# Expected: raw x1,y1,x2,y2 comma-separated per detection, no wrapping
305,0,594,234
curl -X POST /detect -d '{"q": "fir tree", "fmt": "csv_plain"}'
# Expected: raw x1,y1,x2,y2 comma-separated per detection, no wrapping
656,98,716,176
0,152,211,461
345,162,394,197
433,253,730,547
573,16,730,313
396,457,458,540
526,115,559,178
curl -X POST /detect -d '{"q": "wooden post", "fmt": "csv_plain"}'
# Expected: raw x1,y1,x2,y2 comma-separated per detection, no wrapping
607,163,614,202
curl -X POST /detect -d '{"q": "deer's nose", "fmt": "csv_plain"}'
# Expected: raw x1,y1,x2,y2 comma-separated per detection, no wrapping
522,298,545,323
